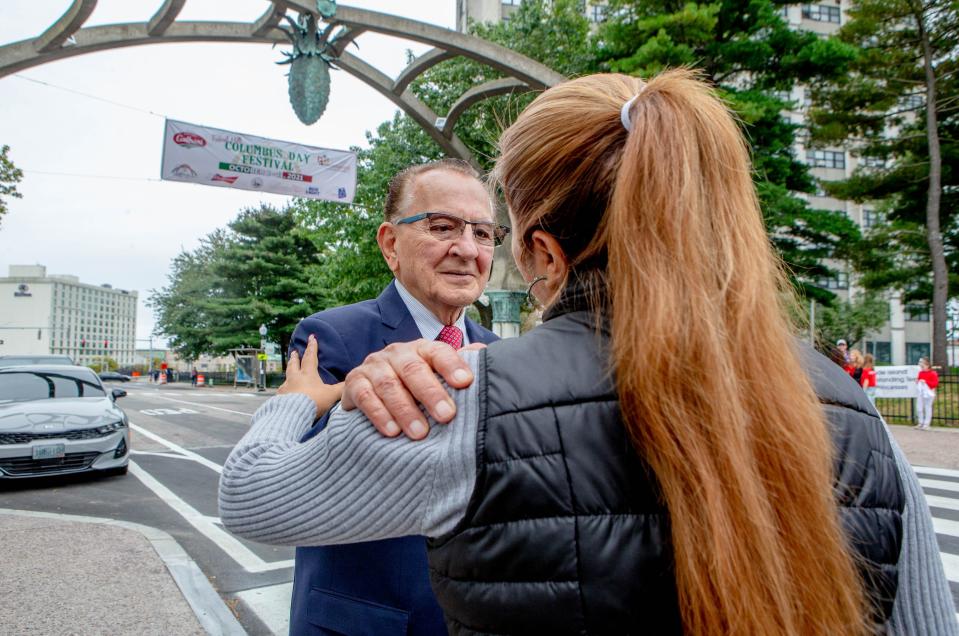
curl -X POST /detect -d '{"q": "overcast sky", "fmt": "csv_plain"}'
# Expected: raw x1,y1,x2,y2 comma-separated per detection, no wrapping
0,0,455,345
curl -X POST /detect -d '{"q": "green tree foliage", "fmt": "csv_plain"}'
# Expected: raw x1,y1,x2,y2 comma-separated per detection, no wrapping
0,144,24,227
812,291,890,351
290,0,593,311
594,0,862,301
149,205,319,363
290,115,441,309
809,0,958,363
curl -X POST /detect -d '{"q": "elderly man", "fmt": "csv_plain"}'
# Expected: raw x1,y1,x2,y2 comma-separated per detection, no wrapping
284,158,502,636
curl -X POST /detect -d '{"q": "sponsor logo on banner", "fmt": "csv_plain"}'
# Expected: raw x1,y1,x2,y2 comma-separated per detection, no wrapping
252,177,263,188
317,153,331,166
212,174,238,184
171,164,197,178
173,132,207,148
338,187,347,199
306,186,320,195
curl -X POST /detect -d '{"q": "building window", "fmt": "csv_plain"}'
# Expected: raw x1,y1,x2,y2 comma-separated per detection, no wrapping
865,341,891,363
906,342,931,364
905,304,930,322
902,93,924,109
862,207,881,229
817,271,849,289
861,155,886,169
589,4,607,21
806,149,845,169
802,4,841,23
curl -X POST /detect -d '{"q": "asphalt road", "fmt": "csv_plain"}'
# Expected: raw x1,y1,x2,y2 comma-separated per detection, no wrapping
0,382,292,635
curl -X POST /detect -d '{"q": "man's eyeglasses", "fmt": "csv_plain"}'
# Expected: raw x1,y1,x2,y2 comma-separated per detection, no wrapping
394,212,510,247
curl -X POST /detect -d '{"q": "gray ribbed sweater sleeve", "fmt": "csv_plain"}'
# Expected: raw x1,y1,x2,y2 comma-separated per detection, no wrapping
883,423,959,635
218,350,481,546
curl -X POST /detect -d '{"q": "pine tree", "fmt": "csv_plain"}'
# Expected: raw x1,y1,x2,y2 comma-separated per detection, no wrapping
809,0,958,364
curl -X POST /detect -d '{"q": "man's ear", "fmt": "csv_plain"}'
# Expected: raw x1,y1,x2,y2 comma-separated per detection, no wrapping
377,222,400,273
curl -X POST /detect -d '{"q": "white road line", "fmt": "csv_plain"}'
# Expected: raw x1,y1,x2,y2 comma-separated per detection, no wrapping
915,466,959,480
919,478,959,494
129,422,224,475
924,494,959,512
235,582,293,636
142,395,255,417
933,516,959,539
128,460,293,574
941,551,959,584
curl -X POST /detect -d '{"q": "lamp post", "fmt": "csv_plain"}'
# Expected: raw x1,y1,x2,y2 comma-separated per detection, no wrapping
258,324,268,391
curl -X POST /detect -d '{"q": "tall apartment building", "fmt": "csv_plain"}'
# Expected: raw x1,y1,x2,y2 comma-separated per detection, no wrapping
456,0,931,364
0,265,138,367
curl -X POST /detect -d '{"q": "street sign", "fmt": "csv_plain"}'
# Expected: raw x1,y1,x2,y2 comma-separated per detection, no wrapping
257,353,268,361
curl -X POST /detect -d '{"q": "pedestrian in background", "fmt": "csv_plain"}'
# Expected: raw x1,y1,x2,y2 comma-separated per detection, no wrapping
916,357,938,430
836,338,850,363
861,353,877,405
191,368,198,386
846,349,864,385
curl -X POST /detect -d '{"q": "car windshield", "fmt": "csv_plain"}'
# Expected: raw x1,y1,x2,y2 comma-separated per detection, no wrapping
0,369,106,402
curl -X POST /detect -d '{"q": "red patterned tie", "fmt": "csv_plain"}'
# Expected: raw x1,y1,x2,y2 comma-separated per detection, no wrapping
436,325,464,349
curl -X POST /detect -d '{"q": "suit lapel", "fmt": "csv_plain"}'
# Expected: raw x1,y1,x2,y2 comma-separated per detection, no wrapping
376,281,423,347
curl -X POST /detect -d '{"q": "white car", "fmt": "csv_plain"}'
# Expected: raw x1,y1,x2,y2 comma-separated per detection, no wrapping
0,365,129,478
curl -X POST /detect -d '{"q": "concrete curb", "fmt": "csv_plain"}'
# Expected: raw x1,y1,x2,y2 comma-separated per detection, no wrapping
0,508,247,636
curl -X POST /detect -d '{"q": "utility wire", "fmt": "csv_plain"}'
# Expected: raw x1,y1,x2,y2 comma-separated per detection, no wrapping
21,169,162,183
13,73,167,119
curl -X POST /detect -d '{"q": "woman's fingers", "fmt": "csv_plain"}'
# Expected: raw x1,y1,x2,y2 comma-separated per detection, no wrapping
301,335,319,375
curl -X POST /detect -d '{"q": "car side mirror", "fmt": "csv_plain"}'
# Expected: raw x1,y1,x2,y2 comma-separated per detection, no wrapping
111,388,127,400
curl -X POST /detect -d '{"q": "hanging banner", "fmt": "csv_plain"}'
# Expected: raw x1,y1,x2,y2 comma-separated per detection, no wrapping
161,119,356,202
875,365,920,398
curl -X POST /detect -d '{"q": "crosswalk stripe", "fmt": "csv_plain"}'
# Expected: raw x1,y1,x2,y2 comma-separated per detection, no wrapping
940,552,959,584
924,494,959,513
932,516,959,539
919,478,959,494
914,466,959,480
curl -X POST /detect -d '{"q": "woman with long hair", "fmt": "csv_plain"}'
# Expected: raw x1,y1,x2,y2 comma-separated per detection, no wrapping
221,71,912,635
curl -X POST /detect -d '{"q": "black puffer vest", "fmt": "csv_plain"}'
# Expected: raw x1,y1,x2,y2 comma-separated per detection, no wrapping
428,301,904,635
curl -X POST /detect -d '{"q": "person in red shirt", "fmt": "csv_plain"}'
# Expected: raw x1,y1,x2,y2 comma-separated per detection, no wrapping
916,357,939,430
861,353,878,405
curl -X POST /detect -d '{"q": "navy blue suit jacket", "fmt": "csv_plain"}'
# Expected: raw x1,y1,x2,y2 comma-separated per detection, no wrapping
287,281,498,636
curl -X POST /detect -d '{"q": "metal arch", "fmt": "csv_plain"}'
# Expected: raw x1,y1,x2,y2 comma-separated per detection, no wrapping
147,0,186,36
441,78,530,137
336,52,477,168
0,1,567,163
35,0,97,53
393,48,456,95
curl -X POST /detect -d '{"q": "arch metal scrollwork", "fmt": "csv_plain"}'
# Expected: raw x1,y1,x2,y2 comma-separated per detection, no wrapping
0,0,566,168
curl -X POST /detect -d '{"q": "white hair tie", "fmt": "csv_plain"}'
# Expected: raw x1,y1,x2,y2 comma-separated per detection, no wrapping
620,85,647,132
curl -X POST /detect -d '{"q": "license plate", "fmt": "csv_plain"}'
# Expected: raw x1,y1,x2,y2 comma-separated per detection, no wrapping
32,444,65,460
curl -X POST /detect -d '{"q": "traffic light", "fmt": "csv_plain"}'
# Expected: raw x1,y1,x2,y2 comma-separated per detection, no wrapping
80,339,86,349
103,339,109,348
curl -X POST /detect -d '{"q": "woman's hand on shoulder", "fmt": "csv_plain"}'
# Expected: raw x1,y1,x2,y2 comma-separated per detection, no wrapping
278,334,343,418
342,339,482,441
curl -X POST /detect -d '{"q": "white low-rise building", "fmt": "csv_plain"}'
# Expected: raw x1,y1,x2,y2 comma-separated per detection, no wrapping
0,265,137,367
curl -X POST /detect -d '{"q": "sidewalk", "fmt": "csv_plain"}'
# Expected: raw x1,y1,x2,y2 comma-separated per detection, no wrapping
888,423,959,470
0,508,246,636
